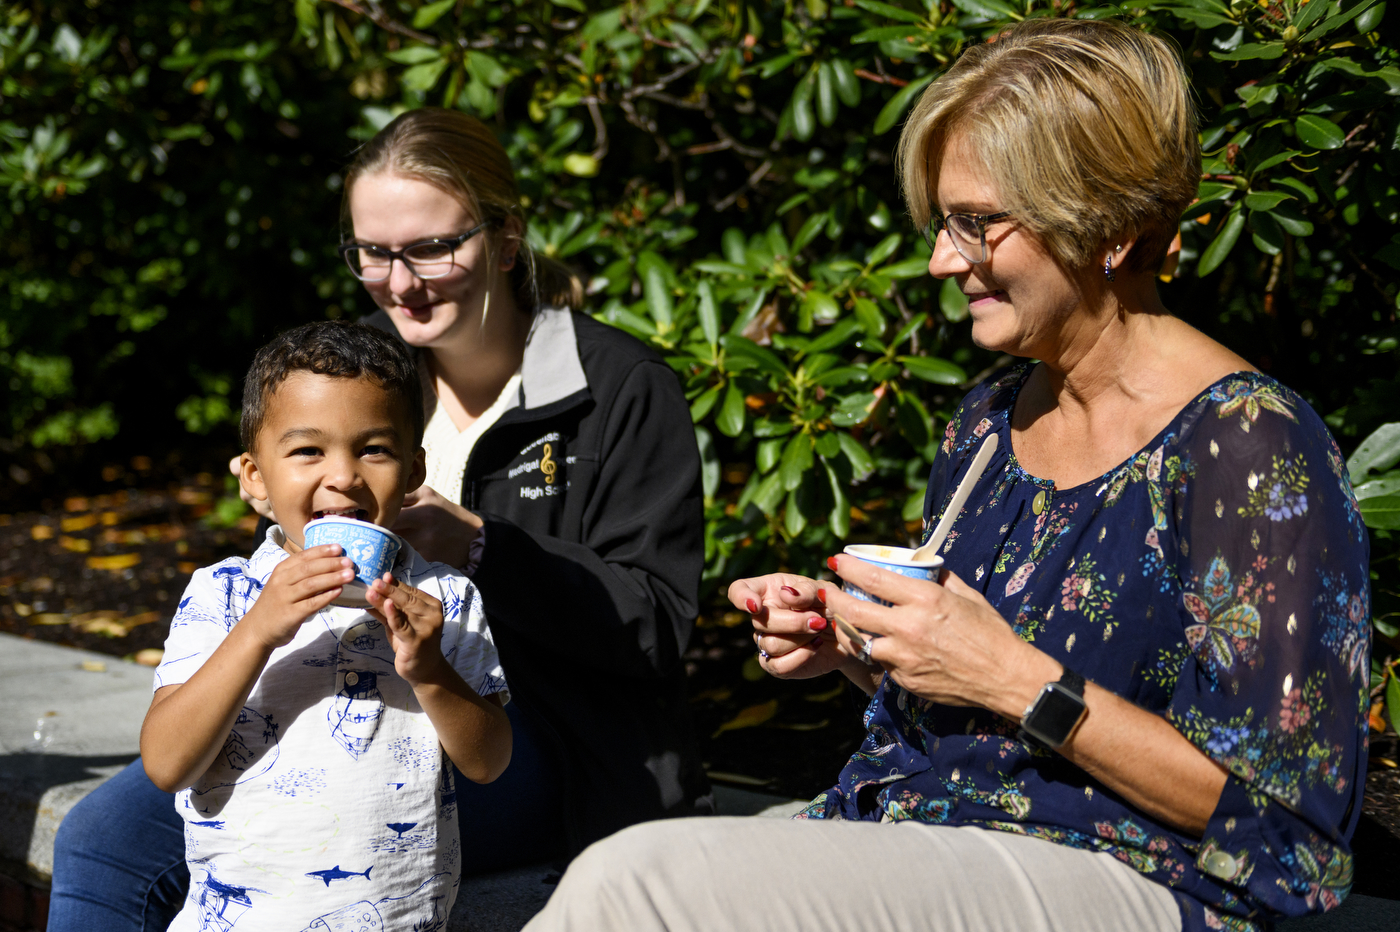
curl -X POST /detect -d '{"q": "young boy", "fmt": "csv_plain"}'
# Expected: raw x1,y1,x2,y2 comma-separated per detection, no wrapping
141,320,511,931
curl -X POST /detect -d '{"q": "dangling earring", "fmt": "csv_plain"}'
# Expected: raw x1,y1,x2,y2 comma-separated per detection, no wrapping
1104,256,1115,282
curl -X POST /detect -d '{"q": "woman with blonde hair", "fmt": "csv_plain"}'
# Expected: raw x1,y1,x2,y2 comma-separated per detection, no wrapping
523,18,1368,932
49,108,712,930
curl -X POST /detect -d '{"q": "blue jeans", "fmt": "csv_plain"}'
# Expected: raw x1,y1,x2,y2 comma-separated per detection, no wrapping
47,701,566,932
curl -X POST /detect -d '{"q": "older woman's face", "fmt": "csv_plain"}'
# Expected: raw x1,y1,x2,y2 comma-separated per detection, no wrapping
927,137,1084,358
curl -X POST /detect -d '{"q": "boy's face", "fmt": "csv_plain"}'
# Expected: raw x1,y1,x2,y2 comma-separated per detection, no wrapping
239,372,425,550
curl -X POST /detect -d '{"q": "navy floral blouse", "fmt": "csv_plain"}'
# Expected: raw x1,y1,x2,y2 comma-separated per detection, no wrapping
800,365,1370,932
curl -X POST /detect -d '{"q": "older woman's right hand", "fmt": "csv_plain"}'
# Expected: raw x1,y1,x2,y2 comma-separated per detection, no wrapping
728,574,877,689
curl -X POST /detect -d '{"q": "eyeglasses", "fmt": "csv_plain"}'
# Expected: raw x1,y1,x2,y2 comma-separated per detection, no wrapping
338,222,495,282
920,210,1013,265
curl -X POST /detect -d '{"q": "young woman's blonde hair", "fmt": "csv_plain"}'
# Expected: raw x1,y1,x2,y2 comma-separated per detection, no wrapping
898,18,1199,274
342,107,583,311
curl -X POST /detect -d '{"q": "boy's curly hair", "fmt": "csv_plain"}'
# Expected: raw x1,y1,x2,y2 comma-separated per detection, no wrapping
240,321,424,451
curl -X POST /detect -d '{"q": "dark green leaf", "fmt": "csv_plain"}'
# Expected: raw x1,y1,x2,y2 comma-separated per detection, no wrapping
825,460,851,539
801,290,841,330
717,381,746,437
385,45,442,64
690,383,722,422
804,317,863,355
1347,422,1400,482
852,0,926,24
720,334,787,377
1197,205,1246,276
1250,209,1285,256
830,392,878,427
853,297,885,337
1270,202,1315,236
939,277,969,322
757,437,785,473
881,256,929,279
793,213,827,252
837,431,875,481
1388,669,1400,736
413,0,457,29
1244,190,1294,211
866,233,902,267
873,74,934,136
812,366,871,388
752,470,785,514
1360,494,1400,529
891,312,929,348
1274,177,1318,203
831,58,860,107
783,487,808,536
697,280,719,347
643,263,674,327
1251,150,1302,173
895,389,931,449
899,355,967,385
1294,114,1346,150
779,433,815,491
695,425,719,499
1210,42,1286,62
758,52,800,80
1302,0,1382,42
816,61,837,127
753,418,796,438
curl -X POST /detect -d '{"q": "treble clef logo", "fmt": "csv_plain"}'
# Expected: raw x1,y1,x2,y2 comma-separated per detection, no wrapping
540,443,557,485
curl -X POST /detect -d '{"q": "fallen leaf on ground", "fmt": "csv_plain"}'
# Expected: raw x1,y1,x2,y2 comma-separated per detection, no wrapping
134,648,164,666
712,699,778,737
87,553,141,571
689,686,733,704
31,525,54,540
804,683,847,703
80,659,107,672
100,511,121,526
59,535,93,553
769,719,830,731
177,561,198,574
741,654,766,681
61,514,98,532
33,613,71,625
64,497,90,512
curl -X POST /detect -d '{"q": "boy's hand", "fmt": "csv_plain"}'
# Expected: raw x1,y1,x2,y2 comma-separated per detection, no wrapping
241,545,355,650
366,574,447,686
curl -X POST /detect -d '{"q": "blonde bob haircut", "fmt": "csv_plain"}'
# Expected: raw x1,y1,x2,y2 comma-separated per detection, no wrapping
343,108,583,311
898,18,1199,274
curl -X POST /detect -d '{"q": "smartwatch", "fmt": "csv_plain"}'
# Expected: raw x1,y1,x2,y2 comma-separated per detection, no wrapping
1018,668,1087,749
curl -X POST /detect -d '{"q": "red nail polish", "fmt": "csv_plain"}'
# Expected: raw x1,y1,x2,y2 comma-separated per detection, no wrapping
827,556,839,572
747,598,759,614
781,586,800,596
810,635,823,648
816,588,827,605
807,616,827,631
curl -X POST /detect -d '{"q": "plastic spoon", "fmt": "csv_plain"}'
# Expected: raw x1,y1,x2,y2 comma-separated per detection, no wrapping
911,432,1000,562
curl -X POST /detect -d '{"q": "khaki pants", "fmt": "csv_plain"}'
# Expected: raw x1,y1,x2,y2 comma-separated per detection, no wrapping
524,817,1182,932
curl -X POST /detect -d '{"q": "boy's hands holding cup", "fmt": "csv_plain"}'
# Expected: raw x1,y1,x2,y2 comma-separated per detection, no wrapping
242,544,355,650
365,574,447,686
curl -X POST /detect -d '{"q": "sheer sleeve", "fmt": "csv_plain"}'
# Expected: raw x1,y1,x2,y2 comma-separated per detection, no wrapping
1167,378,1370,921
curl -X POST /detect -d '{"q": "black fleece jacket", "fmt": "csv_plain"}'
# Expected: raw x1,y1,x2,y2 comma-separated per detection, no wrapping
368,307,713,854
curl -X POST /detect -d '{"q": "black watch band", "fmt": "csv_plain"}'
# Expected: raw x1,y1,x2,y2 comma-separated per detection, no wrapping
1018,666,1088,750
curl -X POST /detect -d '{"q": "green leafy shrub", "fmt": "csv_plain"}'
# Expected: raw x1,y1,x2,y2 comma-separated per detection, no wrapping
2,0,1395,626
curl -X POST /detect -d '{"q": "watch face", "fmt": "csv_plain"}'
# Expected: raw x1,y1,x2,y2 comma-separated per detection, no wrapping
1024,683,1086,747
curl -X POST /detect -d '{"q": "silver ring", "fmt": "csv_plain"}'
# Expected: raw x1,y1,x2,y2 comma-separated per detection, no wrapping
856,637,875,664
759,649,770,660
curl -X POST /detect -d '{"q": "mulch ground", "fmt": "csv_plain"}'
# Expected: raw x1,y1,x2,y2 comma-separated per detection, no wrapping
3,480,1398,870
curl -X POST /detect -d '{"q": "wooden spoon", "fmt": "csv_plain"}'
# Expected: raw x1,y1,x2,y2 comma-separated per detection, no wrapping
911,432,1000,563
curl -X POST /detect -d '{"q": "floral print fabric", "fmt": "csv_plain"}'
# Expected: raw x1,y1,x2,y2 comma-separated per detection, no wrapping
802,365,1370,932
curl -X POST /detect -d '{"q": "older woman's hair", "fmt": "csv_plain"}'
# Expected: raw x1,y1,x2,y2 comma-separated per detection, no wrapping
898,18,1199,274
343,108,583,310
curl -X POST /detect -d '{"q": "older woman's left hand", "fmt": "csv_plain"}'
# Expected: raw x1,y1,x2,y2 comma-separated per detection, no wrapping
824,553,1045,717
392,486,484,570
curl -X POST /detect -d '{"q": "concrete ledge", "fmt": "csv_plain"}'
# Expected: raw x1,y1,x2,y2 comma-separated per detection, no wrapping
0,634,150,880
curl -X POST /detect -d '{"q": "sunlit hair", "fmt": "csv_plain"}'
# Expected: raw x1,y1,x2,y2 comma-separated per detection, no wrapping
898,18,1199,274
241,321,425,451
342,107,582,311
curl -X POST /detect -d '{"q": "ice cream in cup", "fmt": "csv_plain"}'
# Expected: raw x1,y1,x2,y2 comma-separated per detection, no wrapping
302,516,403,606
841,544,944,605
835,544,944,663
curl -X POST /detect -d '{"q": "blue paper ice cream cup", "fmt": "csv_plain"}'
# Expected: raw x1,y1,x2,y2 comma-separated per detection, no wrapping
840,544,944,607
302,516,403,606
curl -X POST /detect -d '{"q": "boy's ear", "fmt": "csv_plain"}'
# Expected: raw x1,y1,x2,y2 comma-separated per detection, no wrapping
240,452,270,504
406,447,426,495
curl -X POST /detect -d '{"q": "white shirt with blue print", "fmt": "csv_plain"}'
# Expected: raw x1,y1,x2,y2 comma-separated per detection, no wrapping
153,526,508,932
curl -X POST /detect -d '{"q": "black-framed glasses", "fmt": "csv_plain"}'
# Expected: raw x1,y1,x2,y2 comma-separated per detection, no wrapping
338,221,495,282
920,210,1013,264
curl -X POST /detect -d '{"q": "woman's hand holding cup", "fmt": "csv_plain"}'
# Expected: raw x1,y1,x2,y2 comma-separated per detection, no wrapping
823,554,1046,716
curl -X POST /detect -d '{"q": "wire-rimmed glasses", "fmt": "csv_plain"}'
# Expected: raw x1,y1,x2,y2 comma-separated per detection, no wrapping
920,210,1013,264
338,221,495,282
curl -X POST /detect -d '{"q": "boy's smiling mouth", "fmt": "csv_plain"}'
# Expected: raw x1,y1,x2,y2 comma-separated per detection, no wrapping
314,507,370,521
